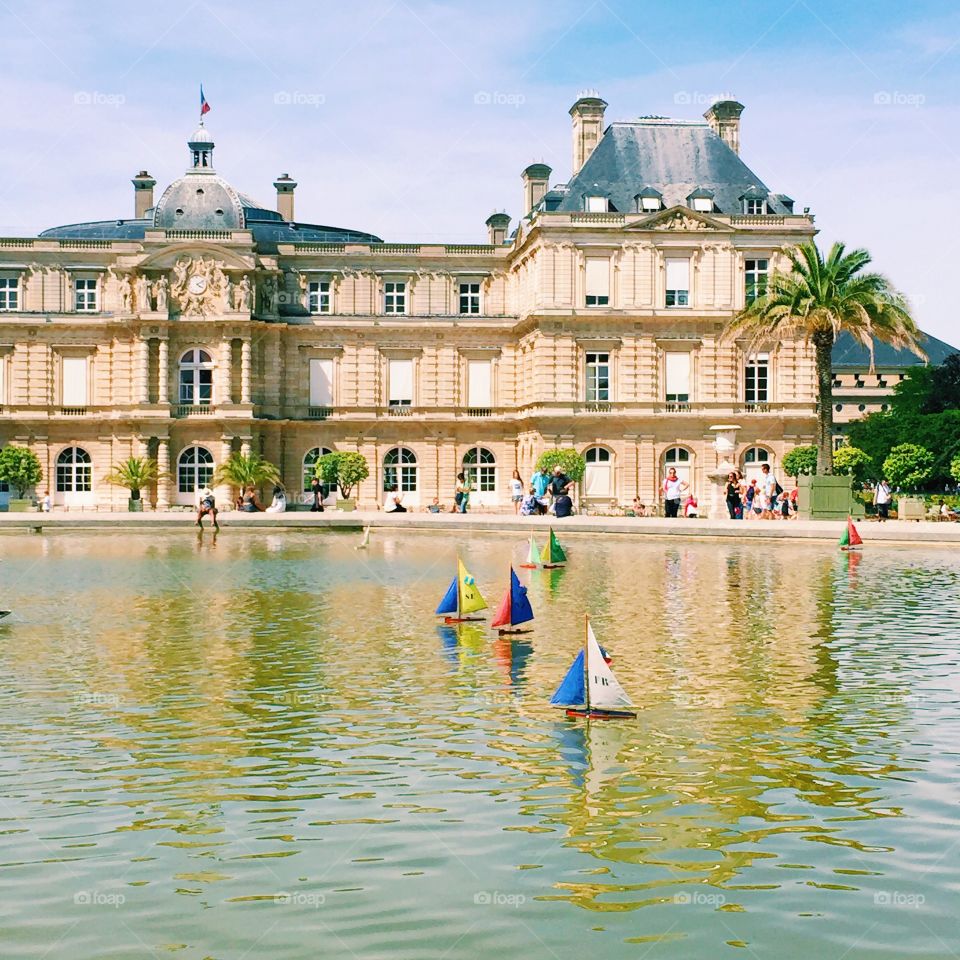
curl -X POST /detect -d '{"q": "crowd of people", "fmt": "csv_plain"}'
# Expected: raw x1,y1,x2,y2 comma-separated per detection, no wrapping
722,463,796,520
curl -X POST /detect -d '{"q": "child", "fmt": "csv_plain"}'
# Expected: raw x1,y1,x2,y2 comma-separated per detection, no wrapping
39,490,51,513
519,485,540,516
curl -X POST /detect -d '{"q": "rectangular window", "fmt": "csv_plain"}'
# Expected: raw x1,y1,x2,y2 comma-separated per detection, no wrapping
691,197,712,213
584,258,610,306
308,280,331,314
585,352,610,402
384,281,406,315
0,276,20,311
585,196,608,212
309,358,334,406
744,199,765,215
744,258,769,304
640,196,660,212
665,352,690,402
74,277,98,312
0,356,4,406
745,353,769,403
459,282,481,315
467,359,492,407
62,356,88,406
665,258,690,307
388,358,413,406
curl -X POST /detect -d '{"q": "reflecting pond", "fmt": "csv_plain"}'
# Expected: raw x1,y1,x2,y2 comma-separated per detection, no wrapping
0,530,957,959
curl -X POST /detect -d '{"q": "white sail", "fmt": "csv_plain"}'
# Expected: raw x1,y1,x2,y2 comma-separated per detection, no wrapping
586,621,633,710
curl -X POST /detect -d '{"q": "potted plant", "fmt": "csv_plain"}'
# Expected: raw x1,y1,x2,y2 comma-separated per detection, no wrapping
317,451,369,511
0,446,42,512
104,457,160,512
214,452,281,506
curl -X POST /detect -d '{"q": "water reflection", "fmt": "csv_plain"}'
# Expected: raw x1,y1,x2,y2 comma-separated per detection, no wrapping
0,531,956,959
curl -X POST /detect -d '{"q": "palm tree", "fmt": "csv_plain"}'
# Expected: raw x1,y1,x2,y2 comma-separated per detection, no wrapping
104,456,160,501
214,451,280,497
723,240,923,474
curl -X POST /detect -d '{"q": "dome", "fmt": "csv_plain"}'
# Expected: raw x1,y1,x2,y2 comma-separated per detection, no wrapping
188,124,214,147
153,174,245,229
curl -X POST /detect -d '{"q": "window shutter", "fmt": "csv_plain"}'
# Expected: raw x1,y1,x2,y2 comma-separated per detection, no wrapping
586,196,608,212
665,258,690,290
309,358,333,405
388,359,413,403
467,360,492,407
584,258,609,298
665,352,690,397
62,356,88,406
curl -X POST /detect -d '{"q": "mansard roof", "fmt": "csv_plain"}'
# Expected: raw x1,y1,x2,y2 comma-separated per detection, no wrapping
832,331,958,369
556,118,794,215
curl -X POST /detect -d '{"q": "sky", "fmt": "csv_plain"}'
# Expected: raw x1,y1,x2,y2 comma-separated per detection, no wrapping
0,0,957,343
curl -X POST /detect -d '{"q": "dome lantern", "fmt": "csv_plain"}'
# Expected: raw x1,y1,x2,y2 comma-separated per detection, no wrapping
187,121,215,171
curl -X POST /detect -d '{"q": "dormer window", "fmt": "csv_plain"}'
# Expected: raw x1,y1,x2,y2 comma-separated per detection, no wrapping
634,187,663,213
585,196,608,213
743,198,766,215
691,197,712,213
640,196,661,212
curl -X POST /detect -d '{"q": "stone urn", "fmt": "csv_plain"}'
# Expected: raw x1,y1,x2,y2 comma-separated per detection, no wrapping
707,424,741,519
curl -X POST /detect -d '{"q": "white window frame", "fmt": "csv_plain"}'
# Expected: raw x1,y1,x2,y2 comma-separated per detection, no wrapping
585,351,610,402
308,357,334,407
585,196,608,213
56,446,92,493
74,277,98,312
743,198,766,215
459,282,481,315
745,353,770,404
308,279,332,314
383,281,407,315
177,445,215,495
691,197,712,213
0,275,20,312
584,258,610,307
639,196,660,213
665,258,690,308
466,358,492,408
387,357,414,406
61,355,89,407
383,447,418,492
664,351,691,403
744,258,769,305
462,446,496,493
178,348,215,406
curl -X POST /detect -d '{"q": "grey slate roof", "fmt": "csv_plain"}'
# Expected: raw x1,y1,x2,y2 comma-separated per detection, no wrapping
556,119,793,215
832,331,958,369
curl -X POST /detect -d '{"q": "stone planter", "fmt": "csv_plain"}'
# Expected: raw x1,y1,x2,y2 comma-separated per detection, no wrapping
336,498,357,512
896,496,925,522
796,475,857,520
128,498,144,512
8,498,34,513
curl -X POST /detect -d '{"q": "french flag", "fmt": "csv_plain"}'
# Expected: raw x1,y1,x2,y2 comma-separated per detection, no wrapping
200,85,210,117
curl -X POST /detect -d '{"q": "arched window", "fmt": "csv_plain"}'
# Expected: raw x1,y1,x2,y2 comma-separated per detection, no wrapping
741,446,772,483
583,446,613,497
383,447,417,492
56,446,92,493
462,446,496,492
663,446,692,490
178,445,214,493
302,446,333,492
179,349,214,406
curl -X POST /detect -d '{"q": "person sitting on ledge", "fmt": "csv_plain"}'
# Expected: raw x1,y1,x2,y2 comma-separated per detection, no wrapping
631,496,646,517
265,485,286,513
519,485,541,516
196,486,219,530
384,485,406,513
553,490,574,519
238,485,264,513
683,494,698,518
427,497,442,513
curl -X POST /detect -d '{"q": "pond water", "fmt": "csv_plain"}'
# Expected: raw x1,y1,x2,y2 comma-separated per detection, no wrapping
0,530,957,959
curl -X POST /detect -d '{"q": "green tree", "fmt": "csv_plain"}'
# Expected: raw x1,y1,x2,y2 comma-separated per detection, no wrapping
536,448,586,482
832,446,874,485
882,443,934,490
214,452,280,496
316,451,369,499
722,240,922,475
0,446,42,498
104,457,160,501
782,445,818,478
951,453,960,485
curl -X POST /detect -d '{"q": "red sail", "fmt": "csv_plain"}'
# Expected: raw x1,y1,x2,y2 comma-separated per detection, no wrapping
847,518,863,547
490,589,511,628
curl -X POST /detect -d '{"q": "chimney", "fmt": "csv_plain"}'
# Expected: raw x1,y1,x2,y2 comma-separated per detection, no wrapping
703,100,745,155
485,211,511,245
131,170,156,219
569,91,607,176
521,163,552,216
273,173,297,221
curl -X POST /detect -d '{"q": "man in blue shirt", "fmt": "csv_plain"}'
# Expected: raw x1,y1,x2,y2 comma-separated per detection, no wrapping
531,468,549,499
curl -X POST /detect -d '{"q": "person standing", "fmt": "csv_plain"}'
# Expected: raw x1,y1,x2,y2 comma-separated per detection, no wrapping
873,478,892,521
662,467,687,518
309,476,324,512
531,466,550,503
455,472,472,514
547,465,572,500
759,463,779,520
509,469,524,514
724,472,742,519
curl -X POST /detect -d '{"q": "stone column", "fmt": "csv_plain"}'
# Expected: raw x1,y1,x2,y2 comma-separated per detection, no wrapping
137,337,150,404
241,338,252,404
707,424,740,520
156,437,171,509
218,339,233,405
240,438,252,458
158,339,169,404
218,436,234,508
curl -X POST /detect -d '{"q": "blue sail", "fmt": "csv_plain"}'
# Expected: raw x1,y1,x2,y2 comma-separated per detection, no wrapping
436,577,459,615
550,650,585,707
509,568,534,626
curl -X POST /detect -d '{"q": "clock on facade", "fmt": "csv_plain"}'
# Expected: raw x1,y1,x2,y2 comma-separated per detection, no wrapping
188,275,207,295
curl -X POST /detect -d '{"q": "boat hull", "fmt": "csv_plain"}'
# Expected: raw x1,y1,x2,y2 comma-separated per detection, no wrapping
564,708,636,720
442,616,485,624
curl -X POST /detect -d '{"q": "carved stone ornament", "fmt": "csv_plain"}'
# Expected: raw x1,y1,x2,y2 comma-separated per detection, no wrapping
170,256,229,318
653,212,709,231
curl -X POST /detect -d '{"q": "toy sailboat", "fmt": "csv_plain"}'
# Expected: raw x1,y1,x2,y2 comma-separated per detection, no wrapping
839,517,863,551
436,558,488,623
356,526,371,550
540,528,567,568
490,566,534,633
550,616,635,720
0,611,9,620
519,535,542,569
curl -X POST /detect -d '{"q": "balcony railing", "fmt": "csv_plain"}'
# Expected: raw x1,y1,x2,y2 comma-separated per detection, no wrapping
388,405,414,417
307,406,333,420
664,401,692,413
175,404,215,417
465,407,492,418
582,401,613,413
59,406,88,416
744,401,771,413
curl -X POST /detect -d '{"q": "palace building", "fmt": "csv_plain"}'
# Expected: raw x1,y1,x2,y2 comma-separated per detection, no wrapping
0,95,827,511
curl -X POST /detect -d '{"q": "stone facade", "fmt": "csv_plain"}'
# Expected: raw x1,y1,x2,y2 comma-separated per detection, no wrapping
0,100,820,512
